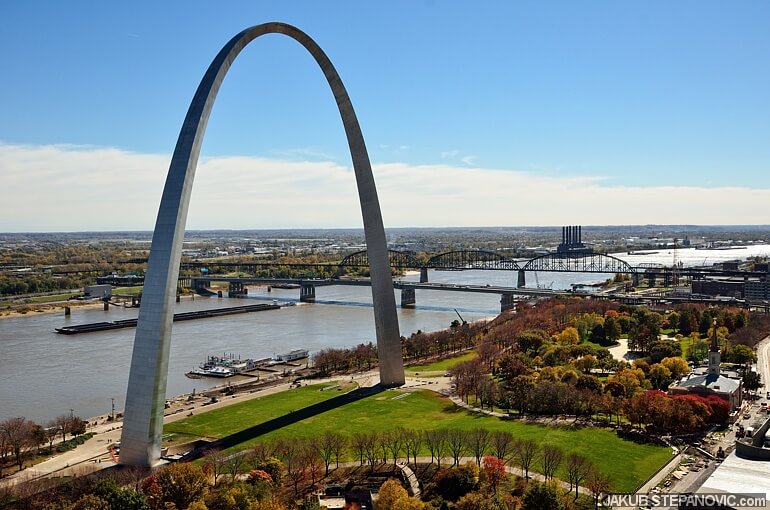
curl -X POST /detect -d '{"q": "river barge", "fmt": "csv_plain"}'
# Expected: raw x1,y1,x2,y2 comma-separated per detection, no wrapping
55,303,281,335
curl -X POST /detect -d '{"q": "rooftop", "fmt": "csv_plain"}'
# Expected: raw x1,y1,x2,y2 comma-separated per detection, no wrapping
674,373,741,394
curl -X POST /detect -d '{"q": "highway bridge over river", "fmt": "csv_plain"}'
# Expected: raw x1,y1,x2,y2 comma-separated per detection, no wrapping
174,275,753,313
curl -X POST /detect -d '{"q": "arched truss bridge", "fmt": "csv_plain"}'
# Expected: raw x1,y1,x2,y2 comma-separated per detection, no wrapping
522,252,635,273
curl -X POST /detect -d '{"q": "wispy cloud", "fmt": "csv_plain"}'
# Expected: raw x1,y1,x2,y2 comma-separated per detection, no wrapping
1,142,769,231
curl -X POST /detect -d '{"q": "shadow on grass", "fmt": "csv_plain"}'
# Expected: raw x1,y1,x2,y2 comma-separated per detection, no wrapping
186,385,386,460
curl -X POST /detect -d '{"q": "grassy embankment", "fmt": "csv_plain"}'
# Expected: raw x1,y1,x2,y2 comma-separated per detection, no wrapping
165,382,671,492
405,351,477,374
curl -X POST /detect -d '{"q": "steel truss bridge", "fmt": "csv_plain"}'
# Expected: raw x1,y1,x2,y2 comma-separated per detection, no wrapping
171,249,761,279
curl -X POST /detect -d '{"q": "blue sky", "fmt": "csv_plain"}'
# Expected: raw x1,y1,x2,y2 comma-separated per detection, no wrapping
2,1,770,230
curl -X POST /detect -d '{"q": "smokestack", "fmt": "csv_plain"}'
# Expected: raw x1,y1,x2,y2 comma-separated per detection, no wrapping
562,226,566,244
566,226,571,245
578,225,582,244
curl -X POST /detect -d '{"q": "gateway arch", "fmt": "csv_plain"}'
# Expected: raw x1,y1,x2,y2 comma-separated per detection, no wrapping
119,22,405,467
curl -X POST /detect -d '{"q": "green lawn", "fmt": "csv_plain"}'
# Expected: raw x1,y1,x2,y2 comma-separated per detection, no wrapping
166,383,671,492
22,292,81,304
113,286,143,296
405,351,477,373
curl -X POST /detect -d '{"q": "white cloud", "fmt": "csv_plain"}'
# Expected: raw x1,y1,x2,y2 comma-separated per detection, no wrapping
1,142,769,231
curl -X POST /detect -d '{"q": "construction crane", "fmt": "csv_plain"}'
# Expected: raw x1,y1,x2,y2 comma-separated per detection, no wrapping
454,309,467,326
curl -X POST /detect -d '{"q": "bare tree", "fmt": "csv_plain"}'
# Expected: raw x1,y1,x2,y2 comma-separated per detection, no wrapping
446,429,468,466
468,428,491,466
44,421,59,452
225,451,247,484
351,433,367,466
203,449,228,486
566,453,591,498
363,433,379,471
54,414,70,443
378,432,389,464
313,431,339,476
586,467,612,509
304,445,323,486
512,439,539,480
540,445,563,481
491,430,515,461
424,429,447,467
279,438,309,496
402,429,423,465
331,433,347,469
203,449,229,486
0,417,36,470
246,442,274,470
384,429,404,467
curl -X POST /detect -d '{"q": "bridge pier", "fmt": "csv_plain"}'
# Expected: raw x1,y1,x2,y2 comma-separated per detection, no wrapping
632,273,641,287
228,281,247,297
501,292,516,312
419,267,429,283
663,273,671,287
517,269,526,288
401,288,416,308
300,282,316,302
647,273,656,288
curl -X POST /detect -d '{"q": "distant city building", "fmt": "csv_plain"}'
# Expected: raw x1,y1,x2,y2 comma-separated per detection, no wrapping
669,326,743,411
744,280,770,301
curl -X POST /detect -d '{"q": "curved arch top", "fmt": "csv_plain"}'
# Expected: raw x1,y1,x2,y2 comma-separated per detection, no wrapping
119,23,404,467
426,250,521,270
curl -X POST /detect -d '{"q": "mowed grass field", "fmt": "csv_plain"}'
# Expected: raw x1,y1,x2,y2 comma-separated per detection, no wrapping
165,383,671,492
405,351,477,372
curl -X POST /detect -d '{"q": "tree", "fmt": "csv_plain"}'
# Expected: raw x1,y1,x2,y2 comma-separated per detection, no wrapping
424,430,448,467
648,363,672,390
540,445,563,481
565,453,591,499
151,462,209,510
383,429,404,467
604,316,622,342
90,479,149,510
586,468,612,509
731,344,756,368
512,439,538,480
557,327,580,346
661,356,690,381
468,428,491,467
743,371,762,394
376,479,424,510
522,481,563,510
446,429,468,466
648,339,681,364
402,429,422,466
71,494,110,510
0,417,36,470
687,337,710,364
490,430,515,461
481,456,507,494
313,431,340,476
204,449,230,486
252,456,284,487
431,463,479,502
351,433,368,466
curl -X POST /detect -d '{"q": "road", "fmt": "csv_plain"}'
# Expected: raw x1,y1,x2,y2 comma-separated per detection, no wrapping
756,335,770,398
